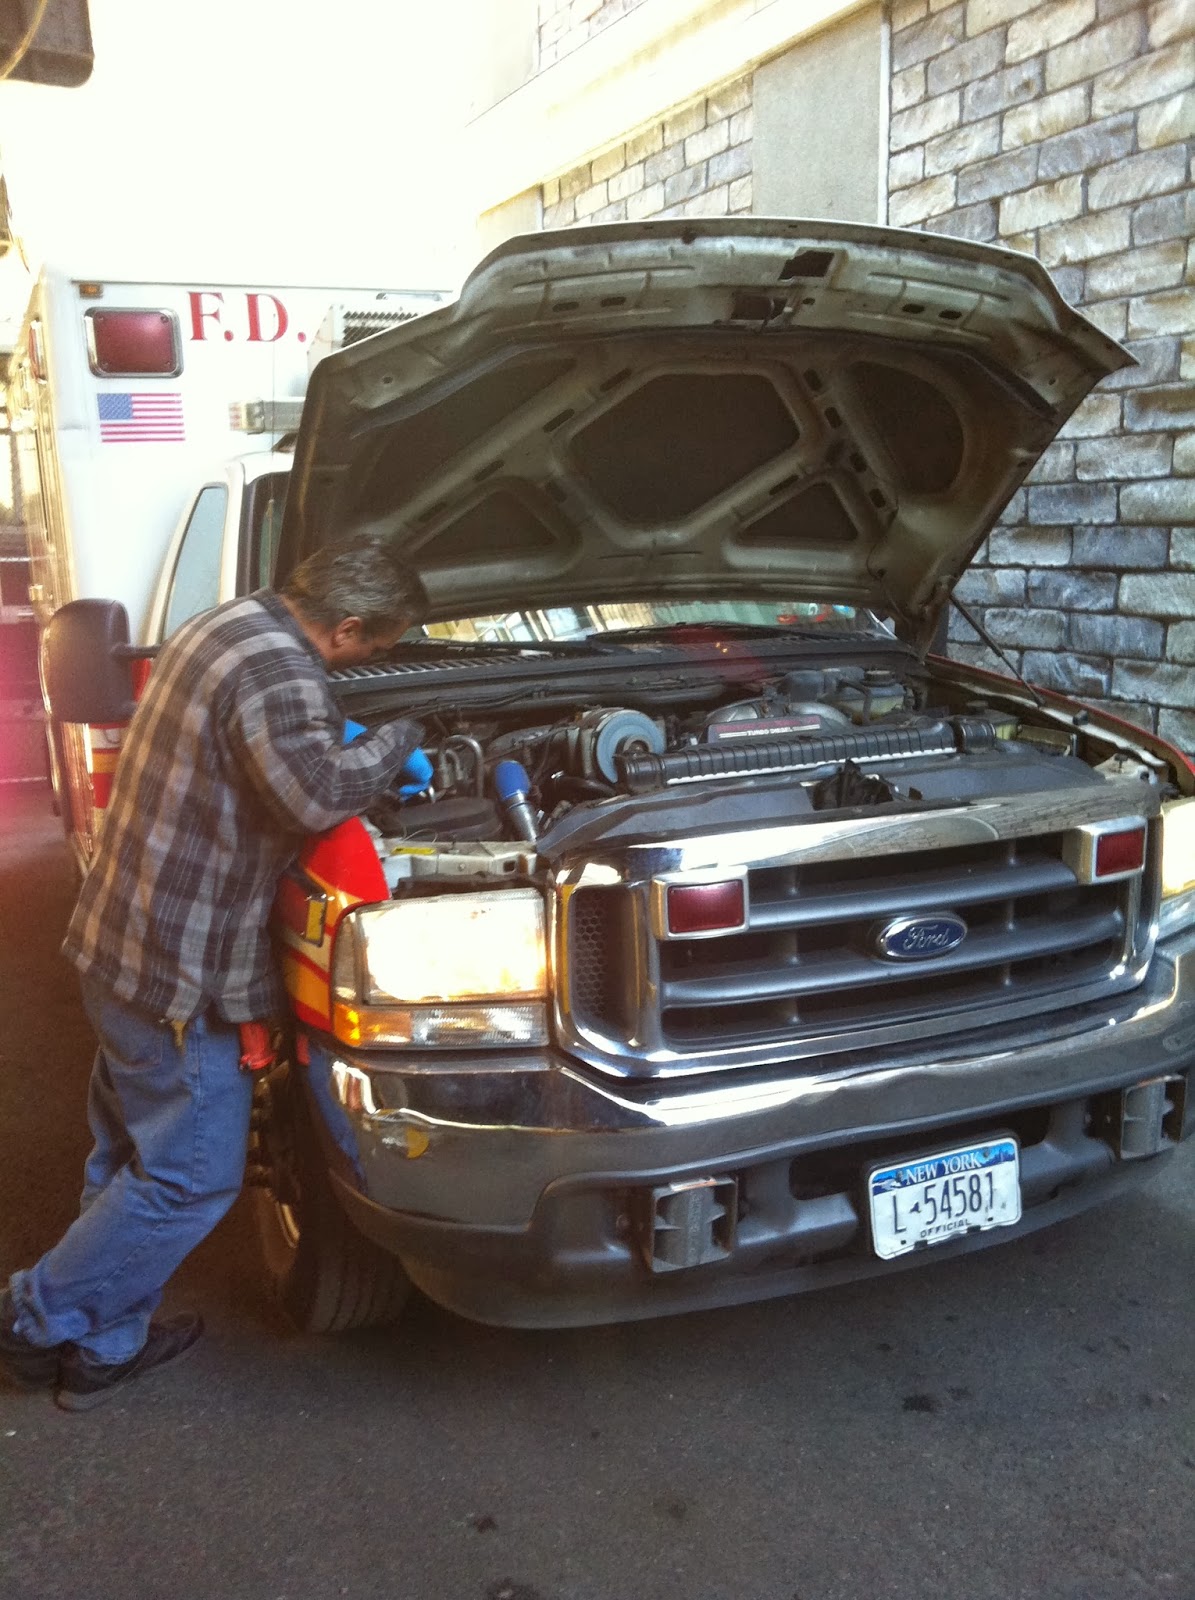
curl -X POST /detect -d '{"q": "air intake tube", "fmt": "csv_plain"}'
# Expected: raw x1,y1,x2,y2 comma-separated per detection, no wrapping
493,759,540,842
616,718,997,793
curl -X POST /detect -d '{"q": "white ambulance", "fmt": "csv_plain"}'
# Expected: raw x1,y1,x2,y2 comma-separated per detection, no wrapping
6,271,450,864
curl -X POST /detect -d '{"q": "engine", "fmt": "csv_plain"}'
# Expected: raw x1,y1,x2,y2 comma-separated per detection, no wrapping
357,656,1112,887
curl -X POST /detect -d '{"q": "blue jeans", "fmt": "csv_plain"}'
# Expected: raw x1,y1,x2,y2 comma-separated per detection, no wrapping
8,977,254,1363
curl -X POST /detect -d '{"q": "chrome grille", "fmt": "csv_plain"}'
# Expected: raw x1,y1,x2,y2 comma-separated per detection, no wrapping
563,821,1151,1074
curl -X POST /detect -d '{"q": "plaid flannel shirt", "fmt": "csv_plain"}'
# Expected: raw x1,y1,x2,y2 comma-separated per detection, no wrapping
63,591,419,1023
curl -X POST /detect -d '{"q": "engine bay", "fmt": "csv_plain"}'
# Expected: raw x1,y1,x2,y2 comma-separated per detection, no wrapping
351,654,1157,889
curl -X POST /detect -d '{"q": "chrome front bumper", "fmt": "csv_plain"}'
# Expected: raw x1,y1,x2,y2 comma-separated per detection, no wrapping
301,929,1195,1327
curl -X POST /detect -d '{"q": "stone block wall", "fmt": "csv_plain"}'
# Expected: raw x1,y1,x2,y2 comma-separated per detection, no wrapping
538,0,652,70
542,78,753,227
888,0,1195,745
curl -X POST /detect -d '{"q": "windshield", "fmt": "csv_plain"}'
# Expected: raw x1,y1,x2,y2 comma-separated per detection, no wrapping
422,599,894,645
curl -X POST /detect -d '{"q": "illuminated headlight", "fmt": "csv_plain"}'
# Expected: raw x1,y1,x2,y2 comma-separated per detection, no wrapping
331,888,548,1049
1159,798,1195,940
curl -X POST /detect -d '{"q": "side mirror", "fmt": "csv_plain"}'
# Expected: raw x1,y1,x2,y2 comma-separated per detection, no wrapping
43,599,138,723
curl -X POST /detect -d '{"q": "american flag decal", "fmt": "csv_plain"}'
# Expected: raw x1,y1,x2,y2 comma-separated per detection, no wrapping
98,391,185,443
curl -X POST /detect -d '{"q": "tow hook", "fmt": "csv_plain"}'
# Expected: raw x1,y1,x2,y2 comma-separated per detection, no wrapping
1092,1074,1188,1160
635,1176,739,1273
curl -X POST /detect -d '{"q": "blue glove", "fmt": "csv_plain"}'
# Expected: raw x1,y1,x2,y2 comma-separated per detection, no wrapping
397,746,434,799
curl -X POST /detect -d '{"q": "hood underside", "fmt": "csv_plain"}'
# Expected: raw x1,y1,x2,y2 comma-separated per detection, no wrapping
278,219,1129,634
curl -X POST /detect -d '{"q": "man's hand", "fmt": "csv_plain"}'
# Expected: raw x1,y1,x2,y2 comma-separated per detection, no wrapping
396,746,434,798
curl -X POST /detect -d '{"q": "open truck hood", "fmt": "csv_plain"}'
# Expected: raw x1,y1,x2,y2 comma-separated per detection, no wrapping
277,219,1129,640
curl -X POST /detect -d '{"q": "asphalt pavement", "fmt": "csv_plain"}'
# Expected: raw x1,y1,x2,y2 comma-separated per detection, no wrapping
1,783,1192,1600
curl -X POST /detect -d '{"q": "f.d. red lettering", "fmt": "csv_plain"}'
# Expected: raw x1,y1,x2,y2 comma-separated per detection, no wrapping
246,293,289,343
188,290,225,341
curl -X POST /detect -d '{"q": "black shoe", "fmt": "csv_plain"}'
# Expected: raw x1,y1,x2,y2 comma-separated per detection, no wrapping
0,1288,68,1391
55,1313,204,1412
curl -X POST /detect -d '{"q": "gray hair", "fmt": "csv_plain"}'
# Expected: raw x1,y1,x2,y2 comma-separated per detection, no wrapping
282,535,428,635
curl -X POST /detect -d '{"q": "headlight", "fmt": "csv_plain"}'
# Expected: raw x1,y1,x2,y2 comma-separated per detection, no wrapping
331,888,548,1048
1159,798,1195,939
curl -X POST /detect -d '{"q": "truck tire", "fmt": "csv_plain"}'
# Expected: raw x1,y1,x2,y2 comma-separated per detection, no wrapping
249,1066,411,1334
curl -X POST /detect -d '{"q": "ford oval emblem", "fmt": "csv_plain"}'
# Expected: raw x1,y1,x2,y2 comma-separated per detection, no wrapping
873,912,968,961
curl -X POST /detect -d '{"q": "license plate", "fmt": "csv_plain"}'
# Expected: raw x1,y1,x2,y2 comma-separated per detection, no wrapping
868,1137,1021,1261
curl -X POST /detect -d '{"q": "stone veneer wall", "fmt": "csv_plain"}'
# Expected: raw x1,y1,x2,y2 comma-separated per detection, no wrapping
542,78,753,226
888,0,1195,744
537,0,652,70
